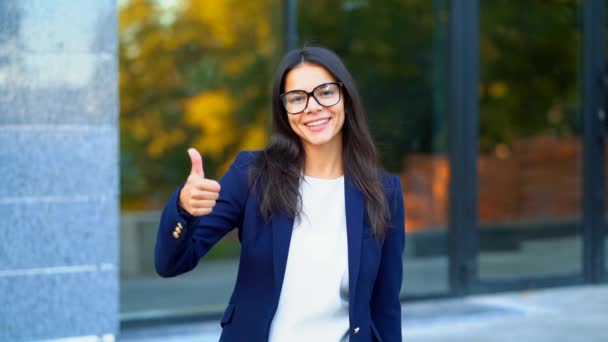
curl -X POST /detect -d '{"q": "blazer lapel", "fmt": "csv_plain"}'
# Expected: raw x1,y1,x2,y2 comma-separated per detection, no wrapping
345,175,364,315
272,213,294,296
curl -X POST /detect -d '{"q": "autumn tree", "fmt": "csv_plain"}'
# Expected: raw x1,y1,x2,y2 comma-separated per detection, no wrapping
119,0,281,209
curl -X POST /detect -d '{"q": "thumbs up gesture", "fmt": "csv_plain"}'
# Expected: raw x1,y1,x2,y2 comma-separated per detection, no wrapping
178,148,221,217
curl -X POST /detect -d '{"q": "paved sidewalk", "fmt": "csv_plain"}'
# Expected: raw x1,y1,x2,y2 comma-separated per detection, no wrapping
118,284,608,342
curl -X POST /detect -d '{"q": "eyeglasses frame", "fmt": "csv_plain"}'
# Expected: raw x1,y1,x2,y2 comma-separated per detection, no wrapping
280,81,344,114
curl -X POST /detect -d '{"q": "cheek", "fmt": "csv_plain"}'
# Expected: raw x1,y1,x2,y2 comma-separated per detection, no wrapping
287,116,299,132
336,109,346,128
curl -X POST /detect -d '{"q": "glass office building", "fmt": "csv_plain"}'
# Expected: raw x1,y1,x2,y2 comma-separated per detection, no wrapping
118,0,607,325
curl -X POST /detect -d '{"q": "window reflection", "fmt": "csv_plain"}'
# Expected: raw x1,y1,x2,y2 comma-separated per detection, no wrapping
478,1,583,279
119,0,281,319
298,0,451,295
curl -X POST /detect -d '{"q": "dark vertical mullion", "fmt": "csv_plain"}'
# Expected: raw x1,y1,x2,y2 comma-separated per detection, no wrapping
582,0,606,283
448,0,480,295
284,0,297,51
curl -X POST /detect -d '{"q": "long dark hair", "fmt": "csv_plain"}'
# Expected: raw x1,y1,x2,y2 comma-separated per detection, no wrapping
250,46,390,240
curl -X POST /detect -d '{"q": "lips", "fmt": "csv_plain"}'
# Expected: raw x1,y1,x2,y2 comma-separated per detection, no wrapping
304,118,331,127
303,117,332,133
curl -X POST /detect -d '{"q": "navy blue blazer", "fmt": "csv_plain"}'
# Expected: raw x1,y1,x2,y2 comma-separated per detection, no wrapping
155,151,405,342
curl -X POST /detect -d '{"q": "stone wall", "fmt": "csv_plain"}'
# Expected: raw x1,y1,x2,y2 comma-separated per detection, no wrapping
0,1,119,340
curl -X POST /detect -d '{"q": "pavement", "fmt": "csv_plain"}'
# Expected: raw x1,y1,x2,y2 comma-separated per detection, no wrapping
117,284,608,342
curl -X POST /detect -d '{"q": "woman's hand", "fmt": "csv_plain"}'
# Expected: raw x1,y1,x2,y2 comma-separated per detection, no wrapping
178,148,221,216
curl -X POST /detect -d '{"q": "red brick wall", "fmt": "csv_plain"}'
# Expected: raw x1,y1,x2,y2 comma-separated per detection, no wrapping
400,136,608,231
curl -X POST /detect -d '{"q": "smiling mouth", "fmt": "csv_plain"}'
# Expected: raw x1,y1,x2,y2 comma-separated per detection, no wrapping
304,118,331,127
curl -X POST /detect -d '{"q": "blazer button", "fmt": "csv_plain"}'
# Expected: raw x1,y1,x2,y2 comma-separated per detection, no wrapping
176,226,183,233
177,222,183,229
172,231,180,239
353,327,360,334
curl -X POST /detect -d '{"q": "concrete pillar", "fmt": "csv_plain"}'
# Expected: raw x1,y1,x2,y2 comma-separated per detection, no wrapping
0,1,119,340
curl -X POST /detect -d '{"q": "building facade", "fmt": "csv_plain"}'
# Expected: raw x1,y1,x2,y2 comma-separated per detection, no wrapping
0,0,606,340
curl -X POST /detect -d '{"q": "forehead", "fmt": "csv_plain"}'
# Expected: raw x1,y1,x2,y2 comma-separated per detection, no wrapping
284,63,336,92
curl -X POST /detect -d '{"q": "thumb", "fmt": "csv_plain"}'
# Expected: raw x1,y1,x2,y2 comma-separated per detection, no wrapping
188,148,204,178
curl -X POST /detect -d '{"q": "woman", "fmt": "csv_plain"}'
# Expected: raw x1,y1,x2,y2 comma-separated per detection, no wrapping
155,46,405,342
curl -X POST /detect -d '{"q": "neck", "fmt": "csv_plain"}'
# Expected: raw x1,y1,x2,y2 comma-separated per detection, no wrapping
302,138,344,179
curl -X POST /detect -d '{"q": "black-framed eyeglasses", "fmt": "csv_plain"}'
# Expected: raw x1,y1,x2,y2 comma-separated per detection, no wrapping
280,82,343,114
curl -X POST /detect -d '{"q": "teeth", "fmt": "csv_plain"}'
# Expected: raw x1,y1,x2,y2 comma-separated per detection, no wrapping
305,118,330,127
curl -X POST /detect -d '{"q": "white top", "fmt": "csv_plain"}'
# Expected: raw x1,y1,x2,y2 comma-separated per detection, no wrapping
268,175,350,342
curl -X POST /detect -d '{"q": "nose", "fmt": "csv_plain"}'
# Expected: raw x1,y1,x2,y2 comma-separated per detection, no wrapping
305,94,322,113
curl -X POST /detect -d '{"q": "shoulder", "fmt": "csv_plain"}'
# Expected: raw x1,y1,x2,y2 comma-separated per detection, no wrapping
380,170,402,197
220,150,262,184
232,150,263,169
219,151,263,194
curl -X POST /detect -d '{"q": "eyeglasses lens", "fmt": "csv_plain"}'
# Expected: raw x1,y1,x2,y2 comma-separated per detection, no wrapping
283,83,340,114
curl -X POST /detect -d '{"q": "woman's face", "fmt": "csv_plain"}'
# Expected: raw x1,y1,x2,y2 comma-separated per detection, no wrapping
283,63,345,150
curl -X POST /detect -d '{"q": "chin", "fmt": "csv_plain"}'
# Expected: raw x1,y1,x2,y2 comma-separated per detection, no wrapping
304,134,338,147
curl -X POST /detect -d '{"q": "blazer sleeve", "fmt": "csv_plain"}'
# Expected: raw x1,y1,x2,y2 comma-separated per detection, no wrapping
370,174,405,341
154,151,255,277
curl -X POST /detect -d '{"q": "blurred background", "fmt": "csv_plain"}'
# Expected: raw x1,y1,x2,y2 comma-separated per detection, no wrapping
117,0,607,326
1,0,606,341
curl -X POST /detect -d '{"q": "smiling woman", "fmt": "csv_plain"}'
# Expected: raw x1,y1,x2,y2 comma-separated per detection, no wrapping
155,45,405,342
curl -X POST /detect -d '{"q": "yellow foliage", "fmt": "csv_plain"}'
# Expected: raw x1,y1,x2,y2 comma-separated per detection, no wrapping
182,0,275,52
185,89,237,157
183,1,237,46
218,115,269,174
131,118,150,140
223,54,253,76
239,114,268,151
489,81,508,98
119,0,155,31
147,129,187,158
119,0,278,209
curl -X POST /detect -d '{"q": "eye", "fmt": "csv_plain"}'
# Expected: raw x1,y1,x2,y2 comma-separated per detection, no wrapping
320,89,335,96
317,87,336,97
315,83,339,97
287,94,306,103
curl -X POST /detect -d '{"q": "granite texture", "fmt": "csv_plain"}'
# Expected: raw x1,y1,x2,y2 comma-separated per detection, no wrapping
0,127,118,198
0,0,117,126
0,55,118,125
0,0,119,340
0,270,118,342
0,0,116,53
0,197,118,269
